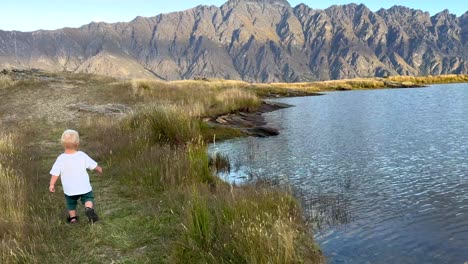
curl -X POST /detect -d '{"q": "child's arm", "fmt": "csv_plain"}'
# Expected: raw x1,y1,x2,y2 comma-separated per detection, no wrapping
84,153,102,175
49,175,59,193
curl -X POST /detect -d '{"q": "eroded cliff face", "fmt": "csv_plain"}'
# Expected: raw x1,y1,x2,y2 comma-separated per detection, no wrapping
0,0,466,82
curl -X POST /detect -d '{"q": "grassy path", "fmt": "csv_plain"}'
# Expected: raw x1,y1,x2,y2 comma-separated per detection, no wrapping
34,137,185,263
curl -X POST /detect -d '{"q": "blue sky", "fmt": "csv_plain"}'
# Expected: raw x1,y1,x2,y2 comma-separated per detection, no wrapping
2,0,466,32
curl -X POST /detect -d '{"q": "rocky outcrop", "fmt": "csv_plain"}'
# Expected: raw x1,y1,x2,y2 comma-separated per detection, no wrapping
0,1,466,82
210,101,291,137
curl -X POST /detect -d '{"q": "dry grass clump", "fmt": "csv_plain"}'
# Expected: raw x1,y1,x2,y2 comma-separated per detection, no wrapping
0,164,26,233
261,78,387,92
117,143,213,193
0,135,26,224
213,88,261,114
128,104,202,145
388,74,468,84
129,79,261,117
169,79,250,90
0,134,16,161
0,134,31,262
173,185,322,263
0,164,26,229
0,75,17,89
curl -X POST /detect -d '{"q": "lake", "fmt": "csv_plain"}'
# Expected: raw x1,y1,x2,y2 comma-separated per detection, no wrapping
209,84,468,263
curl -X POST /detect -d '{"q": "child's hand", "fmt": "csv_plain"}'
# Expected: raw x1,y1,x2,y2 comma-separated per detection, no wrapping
95,166,103,175
49,185,55,193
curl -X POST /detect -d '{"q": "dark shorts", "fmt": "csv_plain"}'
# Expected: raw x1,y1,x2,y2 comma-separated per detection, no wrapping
64,191,95,210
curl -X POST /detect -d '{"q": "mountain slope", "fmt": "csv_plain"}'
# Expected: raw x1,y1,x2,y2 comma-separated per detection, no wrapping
0,0,466,82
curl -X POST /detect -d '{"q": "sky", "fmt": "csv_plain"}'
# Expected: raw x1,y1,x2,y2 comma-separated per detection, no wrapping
1,0,466,32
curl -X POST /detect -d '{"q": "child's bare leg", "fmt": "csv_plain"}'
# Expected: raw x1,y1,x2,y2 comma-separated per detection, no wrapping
84,201,93,208
69,210,77,217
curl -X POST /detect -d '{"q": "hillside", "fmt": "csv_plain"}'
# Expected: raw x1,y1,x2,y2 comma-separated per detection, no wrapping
0,0,467,82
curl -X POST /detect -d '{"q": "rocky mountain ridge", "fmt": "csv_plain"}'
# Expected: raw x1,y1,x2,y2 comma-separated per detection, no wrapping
0,0,466,82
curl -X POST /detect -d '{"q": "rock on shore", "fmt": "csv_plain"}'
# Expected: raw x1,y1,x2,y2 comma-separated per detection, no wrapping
210,101,290,137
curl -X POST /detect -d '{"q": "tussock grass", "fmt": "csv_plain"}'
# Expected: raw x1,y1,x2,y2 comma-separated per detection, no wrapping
260,78,387,92
129,79,261,117
0,134,33,263
388,74,468,84
116,143,214,192
0,75,16,89
173,185,322,263
254,74,468,93
0,135,26,227
0,134,16,161
0,165,26,229
128,105,201,145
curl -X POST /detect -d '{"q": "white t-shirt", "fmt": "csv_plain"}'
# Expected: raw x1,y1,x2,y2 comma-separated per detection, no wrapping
50,151,98,196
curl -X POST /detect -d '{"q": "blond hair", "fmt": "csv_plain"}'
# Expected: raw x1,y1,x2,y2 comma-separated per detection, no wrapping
61,129,80,149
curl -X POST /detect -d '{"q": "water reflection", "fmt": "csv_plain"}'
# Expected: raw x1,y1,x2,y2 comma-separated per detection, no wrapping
209,84,468,263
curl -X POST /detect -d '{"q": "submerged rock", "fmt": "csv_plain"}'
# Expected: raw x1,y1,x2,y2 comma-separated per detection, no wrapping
247,126,280,137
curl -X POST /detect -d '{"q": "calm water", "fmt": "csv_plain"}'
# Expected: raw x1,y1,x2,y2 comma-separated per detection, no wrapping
209,84,468,263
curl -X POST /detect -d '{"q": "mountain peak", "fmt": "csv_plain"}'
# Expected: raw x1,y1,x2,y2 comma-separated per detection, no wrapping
228,0,291,7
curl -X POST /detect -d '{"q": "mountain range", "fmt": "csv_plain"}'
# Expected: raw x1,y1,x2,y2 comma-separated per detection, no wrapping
0,0,467,82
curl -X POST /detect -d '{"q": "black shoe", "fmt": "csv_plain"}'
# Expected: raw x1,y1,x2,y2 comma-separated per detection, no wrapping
85,207,99,223
67,216,79,224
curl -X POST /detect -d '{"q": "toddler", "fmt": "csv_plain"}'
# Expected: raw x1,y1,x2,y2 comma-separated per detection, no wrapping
49,129,103,223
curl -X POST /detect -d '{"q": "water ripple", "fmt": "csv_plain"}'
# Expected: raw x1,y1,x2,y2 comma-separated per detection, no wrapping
209,84,468,263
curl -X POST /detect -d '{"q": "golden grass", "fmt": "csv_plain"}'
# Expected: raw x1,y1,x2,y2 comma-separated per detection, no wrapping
0,163,26,232
173,185,323,263
128,79,261,117
387,74,468,84
0,75,16,89
0,134,30,262
253,74,468,93
259,78,388,92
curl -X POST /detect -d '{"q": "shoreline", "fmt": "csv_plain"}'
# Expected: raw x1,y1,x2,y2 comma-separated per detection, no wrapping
207,80,443,139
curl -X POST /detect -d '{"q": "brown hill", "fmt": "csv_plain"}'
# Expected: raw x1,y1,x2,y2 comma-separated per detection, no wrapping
0,0,466,82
